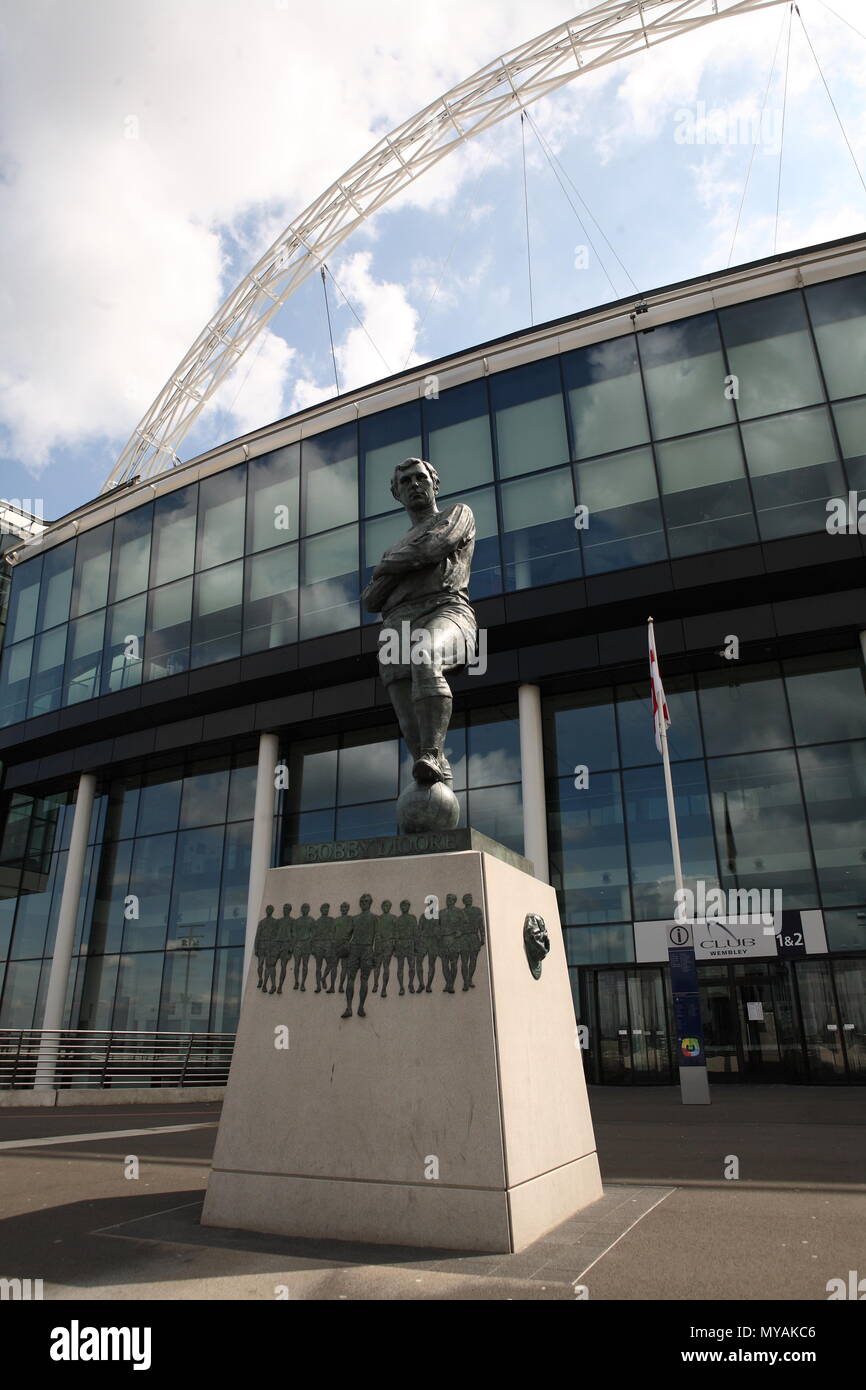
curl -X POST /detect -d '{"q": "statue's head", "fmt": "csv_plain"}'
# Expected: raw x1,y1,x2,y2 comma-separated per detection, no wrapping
320,903,330,915
446,893,457,907
400,899,410,913
265,904,274,916
301,902,310,916
523,913,551,980
340,901,350,915
360,893,372,911
382,899,392,913
390,457,439,506
282,903,291,915
462,893,473,907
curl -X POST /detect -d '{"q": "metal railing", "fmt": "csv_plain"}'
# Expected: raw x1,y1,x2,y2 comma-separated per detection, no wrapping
0,1029,235,1090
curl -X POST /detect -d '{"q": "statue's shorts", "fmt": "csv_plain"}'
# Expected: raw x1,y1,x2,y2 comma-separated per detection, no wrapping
378,596,477,697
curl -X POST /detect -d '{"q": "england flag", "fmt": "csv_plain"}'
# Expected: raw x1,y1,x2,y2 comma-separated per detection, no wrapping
648,619,670,754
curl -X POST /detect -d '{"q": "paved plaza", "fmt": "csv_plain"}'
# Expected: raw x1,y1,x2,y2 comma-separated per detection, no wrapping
0,1085,862,1300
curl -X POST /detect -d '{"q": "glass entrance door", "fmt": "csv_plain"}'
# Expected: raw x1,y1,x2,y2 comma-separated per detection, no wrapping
626,968,672,1082
733,963,786,1080
794,960,848,1082
590,966,674,1084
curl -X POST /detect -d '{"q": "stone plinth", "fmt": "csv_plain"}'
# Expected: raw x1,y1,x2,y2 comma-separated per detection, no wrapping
202,842,602,1253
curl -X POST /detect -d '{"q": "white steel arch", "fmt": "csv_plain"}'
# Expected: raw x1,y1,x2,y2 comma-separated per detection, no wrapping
103,0,788,491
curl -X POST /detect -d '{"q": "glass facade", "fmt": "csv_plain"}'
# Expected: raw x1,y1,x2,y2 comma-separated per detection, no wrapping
0,256,865,1085
545,650,866,966
4,274,866,727
0,708,524,1031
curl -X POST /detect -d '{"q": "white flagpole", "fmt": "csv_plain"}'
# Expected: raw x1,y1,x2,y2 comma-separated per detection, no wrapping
649,617,710,1106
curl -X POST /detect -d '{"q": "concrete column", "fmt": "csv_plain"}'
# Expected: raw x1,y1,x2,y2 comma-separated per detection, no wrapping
518,683,549,883
243,731,280,984
34,771,96,1089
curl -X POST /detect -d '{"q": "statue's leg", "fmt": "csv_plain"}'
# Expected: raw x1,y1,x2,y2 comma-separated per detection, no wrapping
411,619,463,783
385,680,421,760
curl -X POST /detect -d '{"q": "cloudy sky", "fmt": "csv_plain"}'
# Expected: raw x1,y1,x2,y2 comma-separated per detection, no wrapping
1,0,866,521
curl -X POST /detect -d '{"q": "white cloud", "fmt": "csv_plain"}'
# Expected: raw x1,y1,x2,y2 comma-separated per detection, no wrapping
0,0,571,478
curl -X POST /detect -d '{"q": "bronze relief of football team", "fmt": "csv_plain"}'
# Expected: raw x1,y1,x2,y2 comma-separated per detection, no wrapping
254,893,486,1019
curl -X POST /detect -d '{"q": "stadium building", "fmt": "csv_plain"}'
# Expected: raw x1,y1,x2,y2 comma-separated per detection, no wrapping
1,231,865,1086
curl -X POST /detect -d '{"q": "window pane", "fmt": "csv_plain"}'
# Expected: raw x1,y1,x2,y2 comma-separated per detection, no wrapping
168,825,223,950
361,404,420,517
87,839,132,955
303,424,358,533
10,850,64,957
145,576,192,680
467,783,523,854
101,593,146,694
575,445,666,573
64,609,105,705
243,544,298,653
500,466,580,590
655,426,757,556
439,485,501,599
27,626,67,717
720,293,823,419
219,823,252,947
624,761,718,921
798,741,866,907
338,733,399,805
362,510,405,586
806,273,866,401
823,909,866,952
211,947,243,1030
76,955,120,1030
136,773,181,836
6,556,41,643
785,653,866,745
159,947,214,1030
110,503,152,602
191,560,243,667
0,638,32,727
424,379,493,491
197,464,246,571
180,762,229,828
124,833,175,951
299,525,358,638
0,960,44,1028
151,485,197,587
113,952,162,1030
71,522,112,617
336,799,398,840
698,666,791,756
548,773,630,924
707,750,817,907
565,923,634,965
247,445,299,553
227,759,257,822
640,313,734,438
616,675,702,767
467,710,521,787
564,335,649,459
37,542,74,631
832,397,866,491
740,407,843,540
491,358,569,479
294,745,338,811
545,689,618,777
